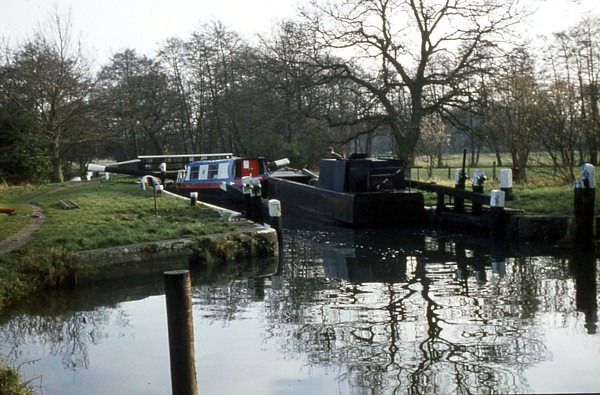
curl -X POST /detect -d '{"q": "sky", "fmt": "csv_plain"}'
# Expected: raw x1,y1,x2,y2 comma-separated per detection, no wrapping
0,0,598,64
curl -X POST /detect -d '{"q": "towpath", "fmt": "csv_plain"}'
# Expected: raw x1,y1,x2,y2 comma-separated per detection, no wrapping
0,200,45,257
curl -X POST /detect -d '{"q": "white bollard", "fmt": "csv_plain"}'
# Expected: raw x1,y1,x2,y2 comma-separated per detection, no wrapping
454,169,462,185
190,192,198,206
268,199,283,242
472,170,486,187
490,190,505,207
581,163,596,189
500,169,513,200
500,169,512,189
268,199,282,218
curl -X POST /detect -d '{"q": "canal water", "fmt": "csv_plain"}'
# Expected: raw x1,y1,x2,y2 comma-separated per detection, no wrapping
0,216,599,394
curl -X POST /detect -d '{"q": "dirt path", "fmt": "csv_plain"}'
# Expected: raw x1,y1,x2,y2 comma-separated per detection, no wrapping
0,201,46,256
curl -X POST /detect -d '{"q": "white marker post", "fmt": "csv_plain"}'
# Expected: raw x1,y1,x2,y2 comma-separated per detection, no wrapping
489,189,506,239
500,169,513,201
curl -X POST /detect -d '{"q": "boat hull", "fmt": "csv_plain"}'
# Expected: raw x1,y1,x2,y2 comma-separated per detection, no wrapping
268,176,425,226
172,183,247,212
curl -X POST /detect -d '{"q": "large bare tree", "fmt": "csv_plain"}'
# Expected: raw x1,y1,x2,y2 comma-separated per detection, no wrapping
301,0,525,161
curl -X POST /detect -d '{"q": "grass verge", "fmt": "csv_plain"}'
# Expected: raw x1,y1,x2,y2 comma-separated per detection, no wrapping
0,360,35,395
417,175,596,216
0,178,235,312
1,177,238,391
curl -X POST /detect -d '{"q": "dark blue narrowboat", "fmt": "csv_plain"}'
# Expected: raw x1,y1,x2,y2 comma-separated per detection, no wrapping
268,156,425,226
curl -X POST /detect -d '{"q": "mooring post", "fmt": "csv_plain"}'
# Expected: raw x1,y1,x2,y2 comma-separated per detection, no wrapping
250,178,263,223
436,193,445,214
454,169,465,213
489,189,506,239
472,169,486,215
153,185,159,217
164,270,198,395
190,192,198,207
500,169,513,201
160,162,167,185
574,163,596,248
268,199,283,242
242,176,253,220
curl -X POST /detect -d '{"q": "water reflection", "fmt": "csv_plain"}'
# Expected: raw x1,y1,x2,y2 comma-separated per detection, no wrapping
0,218,598,394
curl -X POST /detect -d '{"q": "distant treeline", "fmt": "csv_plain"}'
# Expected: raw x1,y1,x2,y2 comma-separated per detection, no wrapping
1,3,599,185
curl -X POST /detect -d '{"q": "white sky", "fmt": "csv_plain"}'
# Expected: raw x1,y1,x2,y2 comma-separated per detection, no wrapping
0,0,598,64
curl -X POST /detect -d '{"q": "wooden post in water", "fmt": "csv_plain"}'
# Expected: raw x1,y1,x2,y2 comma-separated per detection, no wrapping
569,251,598,334
574,163,596,248
164,270,198,395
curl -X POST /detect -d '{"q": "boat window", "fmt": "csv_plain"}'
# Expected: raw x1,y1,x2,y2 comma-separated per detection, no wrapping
207,164,220,179
189,166,199,180
218,163,229,178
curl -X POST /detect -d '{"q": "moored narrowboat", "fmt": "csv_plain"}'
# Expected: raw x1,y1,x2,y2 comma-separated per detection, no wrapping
268,156,426,226
175,154,270,210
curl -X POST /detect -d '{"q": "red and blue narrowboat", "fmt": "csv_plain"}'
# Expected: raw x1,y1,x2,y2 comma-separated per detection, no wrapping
175,154,271,210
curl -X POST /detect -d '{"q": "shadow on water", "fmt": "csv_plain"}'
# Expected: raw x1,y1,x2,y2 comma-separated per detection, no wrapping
0,213,598,394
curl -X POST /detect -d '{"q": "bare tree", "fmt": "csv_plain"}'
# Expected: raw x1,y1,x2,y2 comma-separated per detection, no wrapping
416,113,450,178
485,46,541,183
300,0,525,162
0,10,94,182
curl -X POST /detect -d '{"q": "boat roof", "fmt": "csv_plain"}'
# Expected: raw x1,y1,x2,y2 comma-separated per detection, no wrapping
139,153,233,161
185,156,267,167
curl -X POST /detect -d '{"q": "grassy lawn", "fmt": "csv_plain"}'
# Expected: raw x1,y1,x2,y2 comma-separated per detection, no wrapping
1,178,234,251
0,178,235,311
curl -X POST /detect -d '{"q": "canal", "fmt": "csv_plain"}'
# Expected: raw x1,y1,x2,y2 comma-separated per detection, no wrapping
0,216,599,394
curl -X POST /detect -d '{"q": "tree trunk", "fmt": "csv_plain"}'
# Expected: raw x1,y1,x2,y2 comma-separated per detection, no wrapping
51,151,64,183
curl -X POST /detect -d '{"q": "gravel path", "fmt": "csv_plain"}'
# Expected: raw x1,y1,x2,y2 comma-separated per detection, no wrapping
0,200,46,256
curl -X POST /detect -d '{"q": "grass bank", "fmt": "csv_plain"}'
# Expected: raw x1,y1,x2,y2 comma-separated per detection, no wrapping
0,361,35,395
0,178,235,311
1,177,239,393
412,168,599,216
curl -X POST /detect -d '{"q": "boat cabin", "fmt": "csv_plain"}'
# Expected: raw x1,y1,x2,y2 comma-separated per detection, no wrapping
318,156,406,193
176,156,269,192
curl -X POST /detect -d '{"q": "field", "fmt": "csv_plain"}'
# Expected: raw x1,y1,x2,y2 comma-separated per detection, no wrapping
411,153,595,216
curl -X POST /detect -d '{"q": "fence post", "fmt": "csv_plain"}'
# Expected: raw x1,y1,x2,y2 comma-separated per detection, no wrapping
164,270,198,395
574,163,596,248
